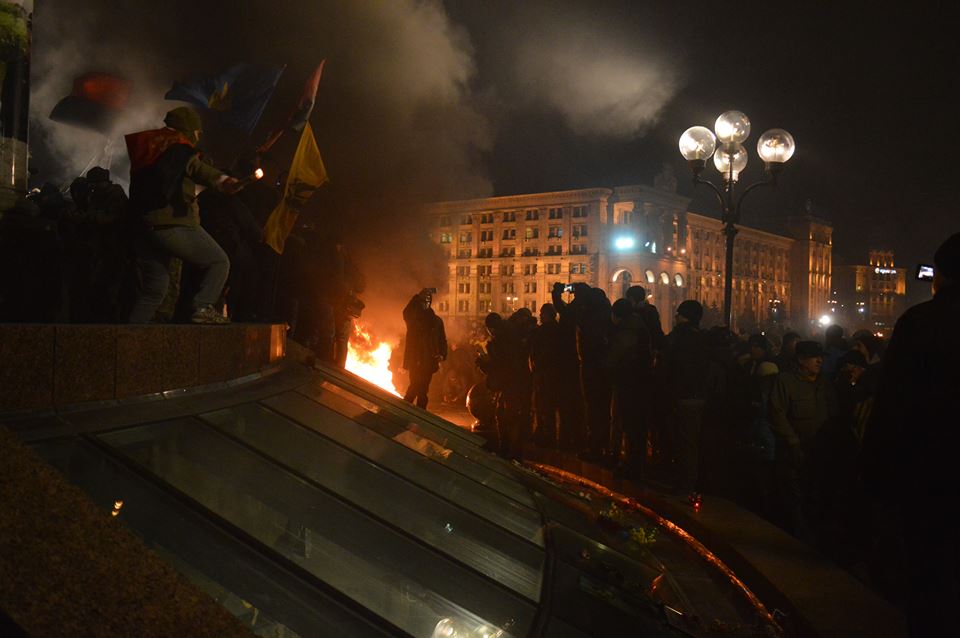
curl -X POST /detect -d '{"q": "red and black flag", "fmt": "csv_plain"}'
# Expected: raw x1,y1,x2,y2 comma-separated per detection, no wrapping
49,72,133,134
257,60,325,154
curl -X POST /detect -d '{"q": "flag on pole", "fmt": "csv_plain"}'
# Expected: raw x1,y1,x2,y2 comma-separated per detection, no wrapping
262,122,328,254
257,60,326,154
165,63,285,134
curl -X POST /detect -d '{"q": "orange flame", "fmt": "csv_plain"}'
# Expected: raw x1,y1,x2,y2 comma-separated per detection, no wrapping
346,322,401,397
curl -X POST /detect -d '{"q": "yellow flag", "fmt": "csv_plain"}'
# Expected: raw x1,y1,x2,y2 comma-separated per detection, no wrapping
262,122,329,254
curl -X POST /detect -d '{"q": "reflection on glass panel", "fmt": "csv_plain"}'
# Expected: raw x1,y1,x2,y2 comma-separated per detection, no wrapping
284,386,536,508
316,364,482,446
99,420,536,638
32,438,393,637
200,404,543,601
528,474,781,635
257,393,543,546
305,379,517,481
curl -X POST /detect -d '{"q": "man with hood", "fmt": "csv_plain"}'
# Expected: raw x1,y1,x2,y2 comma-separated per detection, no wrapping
125,106,240,324
402,288,447,408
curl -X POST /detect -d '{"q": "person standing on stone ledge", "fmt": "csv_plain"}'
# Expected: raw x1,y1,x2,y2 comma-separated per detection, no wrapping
125,107,240,325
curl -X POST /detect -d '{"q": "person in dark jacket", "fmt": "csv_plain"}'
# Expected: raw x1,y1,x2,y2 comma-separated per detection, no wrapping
126,107,240,324
606,298,653,478
578,287,613,462
862,232,960,638
551,282,588,451
625,285,664,353
65,167,131,322
402,289,447,408
476,312,530,459
661,300,709,497
770,340,837,539
530,303,563,448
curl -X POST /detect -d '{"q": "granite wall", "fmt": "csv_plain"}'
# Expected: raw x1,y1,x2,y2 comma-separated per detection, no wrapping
0,324,286,413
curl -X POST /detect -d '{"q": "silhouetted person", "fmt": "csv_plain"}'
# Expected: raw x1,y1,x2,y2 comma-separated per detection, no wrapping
476,312,529,459
65,167,130,322
625,285,664,353
551,282,589,450
578,287,613,462
530,304,563,448
661,300,709,498
862,232,960,637
402,288,447,408
821,324,847,379
606,298,653,478
774,331,801,374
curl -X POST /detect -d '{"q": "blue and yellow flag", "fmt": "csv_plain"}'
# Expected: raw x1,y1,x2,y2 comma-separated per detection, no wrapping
262,122,329,254
165,64,284,134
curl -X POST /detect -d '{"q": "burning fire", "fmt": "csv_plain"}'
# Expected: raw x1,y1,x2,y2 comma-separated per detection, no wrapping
346,322,401,397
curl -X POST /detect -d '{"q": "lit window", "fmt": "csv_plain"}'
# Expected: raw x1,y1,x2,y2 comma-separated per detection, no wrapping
675,274,684,287
439,233,452,244
645,270,655,284
660,272,670,285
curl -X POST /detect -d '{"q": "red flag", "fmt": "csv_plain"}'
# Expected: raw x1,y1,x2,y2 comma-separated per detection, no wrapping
49,72,133,134
257,60,325,154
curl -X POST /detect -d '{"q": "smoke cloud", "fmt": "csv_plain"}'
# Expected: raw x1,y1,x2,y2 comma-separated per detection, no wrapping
29,0,493,343
27,0,682,344
500,4,681,137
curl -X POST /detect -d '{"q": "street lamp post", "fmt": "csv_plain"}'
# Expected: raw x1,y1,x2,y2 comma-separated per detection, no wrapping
679,111,795,328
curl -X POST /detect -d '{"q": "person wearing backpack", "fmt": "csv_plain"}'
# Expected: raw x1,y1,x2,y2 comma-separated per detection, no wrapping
125,107,240,324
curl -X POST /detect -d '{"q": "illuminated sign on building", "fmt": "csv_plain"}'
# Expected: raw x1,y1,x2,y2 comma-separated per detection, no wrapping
874,267,897,275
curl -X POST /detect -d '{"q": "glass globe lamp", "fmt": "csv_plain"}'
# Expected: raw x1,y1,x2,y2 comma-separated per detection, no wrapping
757,128,796,163
678,126,717,161
713,143,748,181
714,110,751,144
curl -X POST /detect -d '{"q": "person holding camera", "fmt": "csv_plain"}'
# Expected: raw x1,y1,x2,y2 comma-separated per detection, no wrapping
402,288,447,408
861,232,960,637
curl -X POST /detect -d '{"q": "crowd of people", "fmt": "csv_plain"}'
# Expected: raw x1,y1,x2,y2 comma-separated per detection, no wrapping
465,231,960,628
0,106,362,368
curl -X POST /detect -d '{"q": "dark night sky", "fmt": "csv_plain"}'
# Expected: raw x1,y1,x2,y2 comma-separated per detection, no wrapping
28,1,960,322
446,1,959,270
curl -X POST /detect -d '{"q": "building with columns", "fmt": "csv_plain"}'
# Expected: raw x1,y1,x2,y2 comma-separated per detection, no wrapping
424,184,832,334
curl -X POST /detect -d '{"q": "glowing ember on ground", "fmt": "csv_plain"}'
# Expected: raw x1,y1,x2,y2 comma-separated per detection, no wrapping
346,322,401,397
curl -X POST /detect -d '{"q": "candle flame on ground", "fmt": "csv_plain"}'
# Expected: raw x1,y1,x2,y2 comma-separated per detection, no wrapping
346,323,401,397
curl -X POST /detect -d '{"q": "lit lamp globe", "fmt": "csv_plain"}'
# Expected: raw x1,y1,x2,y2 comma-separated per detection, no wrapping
757,128,796,164
713,144,748,181
714,110,751,144
679,126,717,161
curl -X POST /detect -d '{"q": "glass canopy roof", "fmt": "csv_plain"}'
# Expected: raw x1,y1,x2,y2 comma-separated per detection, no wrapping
30,362,779,637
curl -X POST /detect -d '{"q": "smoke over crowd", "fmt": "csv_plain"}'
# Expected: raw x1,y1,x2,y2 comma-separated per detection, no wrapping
28,0,683,341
